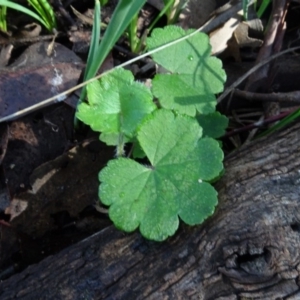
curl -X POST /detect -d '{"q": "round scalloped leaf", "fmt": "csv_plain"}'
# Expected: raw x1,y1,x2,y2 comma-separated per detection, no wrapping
99,109,224,241
147,26,226,116
99,132,130,146
196,112,228,138
76,68,156,138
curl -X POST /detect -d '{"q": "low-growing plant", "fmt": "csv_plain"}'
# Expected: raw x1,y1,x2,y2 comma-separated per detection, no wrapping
76,25,228,241
28,0,56,30
0,0,56,32
80,0,147,101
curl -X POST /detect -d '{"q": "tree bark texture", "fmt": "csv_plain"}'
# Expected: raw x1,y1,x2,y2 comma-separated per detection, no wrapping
1,121,300,300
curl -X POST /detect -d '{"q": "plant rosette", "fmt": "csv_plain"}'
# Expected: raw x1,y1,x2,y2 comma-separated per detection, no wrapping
99,109,224,241
76,25,227,241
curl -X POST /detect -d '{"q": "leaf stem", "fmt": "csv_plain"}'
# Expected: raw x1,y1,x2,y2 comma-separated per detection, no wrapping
116,133,125,157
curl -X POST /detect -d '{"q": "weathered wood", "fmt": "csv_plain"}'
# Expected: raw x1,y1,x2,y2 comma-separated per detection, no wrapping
1,121,300,300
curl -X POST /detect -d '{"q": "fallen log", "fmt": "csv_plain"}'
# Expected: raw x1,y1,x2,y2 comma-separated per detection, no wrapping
1,121,300,300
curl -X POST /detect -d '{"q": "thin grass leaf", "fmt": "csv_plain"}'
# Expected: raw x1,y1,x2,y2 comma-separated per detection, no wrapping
128,13,139,53
28,0,50,29
0,0,49,29
164,0,186,24
257,0,271,17
242,0,257,20
162,0,174,22
28,0,56,30
84,0,147,83
171,0,187,23
39,0,56,27
0,6,7,31
148,0,174,32
257,107,300,138
28,0,44,16
84,0,101,80
242,0,251,20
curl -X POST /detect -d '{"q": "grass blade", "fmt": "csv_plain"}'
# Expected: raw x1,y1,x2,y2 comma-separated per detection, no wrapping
29,0,57,29
0,0,49,29
0,6,7,31
257,0,271,17
84,0,147,82
128,13,138,53
257,107,300,138
84,0,101,80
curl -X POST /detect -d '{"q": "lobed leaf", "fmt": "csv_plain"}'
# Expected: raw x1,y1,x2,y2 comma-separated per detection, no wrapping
76,68,156,139
99,109,224,241
147,26,226,116
196,112,228,138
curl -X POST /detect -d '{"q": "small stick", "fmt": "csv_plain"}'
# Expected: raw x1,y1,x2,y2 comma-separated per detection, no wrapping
234,89,300,103
217,46,300,104
223,107,299,138
245,0,288,90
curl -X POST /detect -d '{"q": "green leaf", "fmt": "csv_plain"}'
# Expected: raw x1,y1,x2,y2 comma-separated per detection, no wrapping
132,139,146,159
76,68,156,138
257,0,271,17
99,132,130,146
28,0,57,30
147,26,226,116
0,0,50,30
196,112,228,138
0,6,7,32
242,0,250,20
84,0,147,82
257,107,300,138
99,109,224,241
85,0,101,78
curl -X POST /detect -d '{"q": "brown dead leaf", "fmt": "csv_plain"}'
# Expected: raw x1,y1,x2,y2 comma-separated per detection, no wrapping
211,19,263,58
0,42,84,120
13,23,41,39
210,11,243,55
0,44,13,68
5,199,28,220
234,21,263,48
2,103,75,196
8,140,114,238
68,30,91,54
70,6,93,26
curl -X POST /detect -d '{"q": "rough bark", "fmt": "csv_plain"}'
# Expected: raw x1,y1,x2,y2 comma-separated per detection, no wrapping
1,121,300,300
